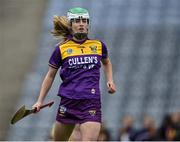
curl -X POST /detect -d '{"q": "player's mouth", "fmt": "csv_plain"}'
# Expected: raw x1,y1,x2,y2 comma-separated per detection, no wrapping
78,28,85,32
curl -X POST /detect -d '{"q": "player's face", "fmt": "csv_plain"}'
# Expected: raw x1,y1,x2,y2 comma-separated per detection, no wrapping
71,18,89,34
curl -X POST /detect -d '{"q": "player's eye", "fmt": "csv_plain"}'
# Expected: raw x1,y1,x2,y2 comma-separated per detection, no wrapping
82,19,90,24
75,19,80,23
82,19,87,23
71,18,89,24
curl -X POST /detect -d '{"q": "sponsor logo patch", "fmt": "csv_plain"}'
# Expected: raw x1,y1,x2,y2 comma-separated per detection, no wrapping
89,110,96,116
91,88,96,94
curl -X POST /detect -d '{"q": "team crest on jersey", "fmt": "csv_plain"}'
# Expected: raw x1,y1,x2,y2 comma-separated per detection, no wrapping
59,106,67,116
66,48,73,54
89,46,97,53
89,110,96,116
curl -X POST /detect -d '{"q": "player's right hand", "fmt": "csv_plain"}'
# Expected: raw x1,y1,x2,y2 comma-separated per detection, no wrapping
32,101,43,113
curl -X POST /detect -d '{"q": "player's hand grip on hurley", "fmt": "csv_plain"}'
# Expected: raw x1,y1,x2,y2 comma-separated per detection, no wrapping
11,101,54,124
32,101,43,112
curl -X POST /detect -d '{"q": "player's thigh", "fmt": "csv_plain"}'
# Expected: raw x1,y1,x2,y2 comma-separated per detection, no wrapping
68,124,81,141
53,121,75,141
80,121,101,141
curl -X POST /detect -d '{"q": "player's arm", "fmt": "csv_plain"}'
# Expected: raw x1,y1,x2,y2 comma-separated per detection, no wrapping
101,57,116,94
32,66,58,111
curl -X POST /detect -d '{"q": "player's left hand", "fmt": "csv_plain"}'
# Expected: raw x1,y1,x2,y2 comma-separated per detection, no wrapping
107,81,116,94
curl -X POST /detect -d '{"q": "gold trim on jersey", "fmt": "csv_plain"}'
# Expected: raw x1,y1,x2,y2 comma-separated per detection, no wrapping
59,40,102,60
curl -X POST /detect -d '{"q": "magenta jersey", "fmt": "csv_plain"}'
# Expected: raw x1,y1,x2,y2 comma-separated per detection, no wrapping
49,38,108,99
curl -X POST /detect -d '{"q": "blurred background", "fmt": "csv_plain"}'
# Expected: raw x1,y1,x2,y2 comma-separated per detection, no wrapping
1,0,180,141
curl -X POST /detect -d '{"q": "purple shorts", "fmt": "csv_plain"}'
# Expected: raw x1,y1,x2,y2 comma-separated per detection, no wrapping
56,97,102,124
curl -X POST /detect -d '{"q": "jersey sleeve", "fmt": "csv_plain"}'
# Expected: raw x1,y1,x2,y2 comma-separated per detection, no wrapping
48,45,62,69
101,41,108,59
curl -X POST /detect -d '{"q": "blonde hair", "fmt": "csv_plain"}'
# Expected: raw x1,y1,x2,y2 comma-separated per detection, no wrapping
51,15,71,40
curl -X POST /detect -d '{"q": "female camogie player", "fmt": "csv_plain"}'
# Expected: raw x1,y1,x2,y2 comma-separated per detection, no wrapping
32,7,116,141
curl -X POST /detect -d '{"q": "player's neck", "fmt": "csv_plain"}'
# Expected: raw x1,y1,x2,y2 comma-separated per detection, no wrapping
72,36,88,44
72,33,88,41
73,37,86,42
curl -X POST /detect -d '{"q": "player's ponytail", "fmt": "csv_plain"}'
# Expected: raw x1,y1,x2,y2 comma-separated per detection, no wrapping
51,16,71,39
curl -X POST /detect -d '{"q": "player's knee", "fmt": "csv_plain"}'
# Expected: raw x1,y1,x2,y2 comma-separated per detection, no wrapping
52,123,69,141
82,133,99,141
53,133,69,141
82,136,97,141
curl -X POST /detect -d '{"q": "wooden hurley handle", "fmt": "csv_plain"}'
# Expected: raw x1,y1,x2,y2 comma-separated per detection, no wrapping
33,101,54,112
40,101,54,109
